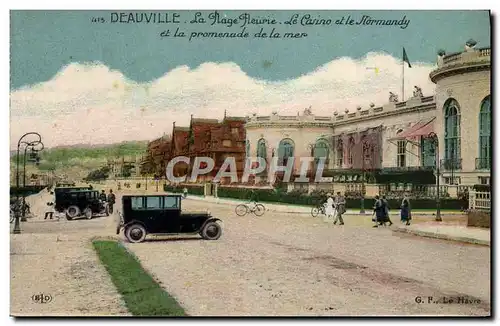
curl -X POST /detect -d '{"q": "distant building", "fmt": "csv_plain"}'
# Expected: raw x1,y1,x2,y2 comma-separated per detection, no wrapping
142,112,246,184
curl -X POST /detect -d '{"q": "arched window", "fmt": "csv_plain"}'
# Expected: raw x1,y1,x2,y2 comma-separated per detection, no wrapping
336,138,343,167
245,140,250,158
313,139,330,165
444,99,461,168
478,95,491,169
257,138,267,160
278,139,294,166
347,137,355,165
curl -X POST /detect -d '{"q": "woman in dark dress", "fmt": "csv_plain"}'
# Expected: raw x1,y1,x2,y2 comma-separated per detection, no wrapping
400,194,411,225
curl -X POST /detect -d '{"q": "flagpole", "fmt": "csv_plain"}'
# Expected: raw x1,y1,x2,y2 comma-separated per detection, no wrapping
402,47,405,101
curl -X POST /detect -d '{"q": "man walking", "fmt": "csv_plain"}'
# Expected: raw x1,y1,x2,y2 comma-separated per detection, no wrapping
333,191,346,225
99,190,107,202
381,195,393,226
107,189,116,214
373,195,384,227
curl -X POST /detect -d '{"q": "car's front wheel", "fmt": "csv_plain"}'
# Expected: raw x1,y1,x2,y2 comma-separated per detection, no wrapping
201,221,222,240
125,224,147,243
66,206,80,219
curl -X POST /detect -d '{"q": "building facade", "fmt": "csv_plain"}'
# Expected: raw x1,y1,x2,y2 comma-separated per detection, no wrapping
142,113,247,184
430,43,491,186
245,41,491,187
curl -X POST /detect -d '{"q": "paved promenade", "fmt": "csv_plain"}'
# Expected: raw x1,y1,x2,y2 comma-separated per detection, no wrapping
10,190,129,317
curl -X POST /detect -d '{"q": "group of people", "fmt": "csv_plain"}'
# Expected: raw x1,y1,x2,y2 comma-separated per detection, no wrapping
319,192,412,227
323,192,346,225
99,189,116,213
373,194,412,227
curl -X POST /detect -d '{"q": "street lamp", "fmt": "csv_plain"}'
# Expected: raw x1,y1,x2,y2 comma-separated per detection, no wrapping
360,138,370,214
20,143,44,222
428,132,442,222
13,132,43,234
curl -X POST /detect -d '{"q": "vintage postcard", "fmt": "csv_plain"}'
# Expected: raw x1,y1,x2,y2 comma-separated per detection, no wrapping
9,9,491,317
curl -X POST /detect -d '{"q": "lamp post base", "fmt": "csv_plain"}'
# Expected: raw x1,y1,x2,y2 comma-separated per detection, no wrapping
360,197,365,214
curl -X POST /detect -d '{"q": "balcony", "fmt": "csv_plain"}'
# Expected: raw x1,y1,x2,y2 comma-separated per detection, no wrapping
475,157,491,170
440,158,462,170
429,46,491,83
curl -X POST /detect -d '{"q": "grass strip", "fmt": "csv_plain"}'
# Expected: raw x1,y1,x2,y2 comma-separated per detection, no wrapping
93,240,186,316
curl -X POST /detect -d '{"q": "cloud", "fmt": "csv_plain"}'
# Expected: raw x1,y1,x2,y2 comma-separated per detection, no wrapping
10,52,436,149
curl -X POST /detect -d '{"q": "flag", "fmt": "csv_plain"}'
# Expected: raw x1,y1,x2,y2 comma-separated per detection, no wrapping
403,47,412,68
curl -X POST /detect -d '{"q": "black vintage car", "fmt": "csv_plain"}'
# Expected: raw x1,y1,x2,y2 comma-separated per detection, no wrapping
116,194,222,243
53,186,91,212
55,189,109,220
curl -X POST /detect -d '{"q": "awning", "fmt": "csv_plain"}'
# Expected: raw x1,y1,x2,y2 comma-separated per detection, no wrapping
391,118,435,140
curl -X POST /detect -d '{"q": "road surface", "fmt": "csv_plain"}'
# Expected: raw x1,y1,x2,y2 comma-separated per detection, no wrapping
11,191,490,316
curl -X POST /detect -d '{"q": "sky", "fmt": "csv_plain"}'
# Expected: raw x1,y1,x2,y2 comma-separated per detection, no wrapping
9,10,491,148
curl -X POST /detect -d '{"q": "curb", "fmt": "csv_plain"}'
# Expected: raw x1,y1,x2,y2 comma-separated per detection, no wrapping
392,227,490,246
183,196,465,216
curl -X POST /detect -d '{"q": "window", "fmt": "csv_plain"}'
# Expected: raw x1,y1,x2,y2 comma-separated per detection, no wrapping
478,176,490,185
146,196,162,209
397,140,406,167
164,196,179,209
131,197,144,210
231,127,239,135
257,138,267,160
223,140,232,147
347,137,355,165
236,141,244,148
277,138,294,165
421,137,436,168
444,99,461,167
444,177,461,185
478,95,491,169
313,139,329,165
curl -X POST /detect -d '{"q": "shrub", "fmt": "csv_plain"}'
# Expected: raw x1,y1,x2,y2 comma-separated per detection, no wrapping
163,184,205,196
215,186,464,210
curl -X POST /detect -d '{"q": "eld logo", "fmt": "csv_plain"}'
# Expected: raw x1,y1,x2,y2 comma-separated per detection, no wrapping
31,293,52,304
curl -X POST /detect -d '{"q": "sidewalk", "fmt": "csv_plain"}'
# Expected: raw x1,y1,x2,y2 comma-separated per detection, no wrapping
181,194,464,216
392,223,490,246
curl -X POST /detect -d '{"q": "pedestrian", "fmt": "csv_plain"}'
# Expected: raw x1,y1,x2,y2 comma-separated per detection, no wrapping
373,195,384,227
400,194,411,225
324,193,336,221
99,190,107,202
44,202,55,220
333,191,346,225
381,195,393,226
107,189,116,214
183,187,188,198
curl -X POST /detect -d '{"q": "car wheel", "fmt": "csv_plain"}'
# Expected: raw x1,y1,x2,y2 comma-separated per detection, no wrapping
66,206,80,219
201,221,222,240
235,204,248,216
311,207,319,217
84,207,93,219
125,224,147,243
254,204,265,216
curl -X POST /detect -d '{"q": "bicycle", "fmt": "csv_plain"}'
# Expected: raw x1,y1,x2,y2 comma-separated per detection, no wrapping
311,203,326,217
235,202,266,217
